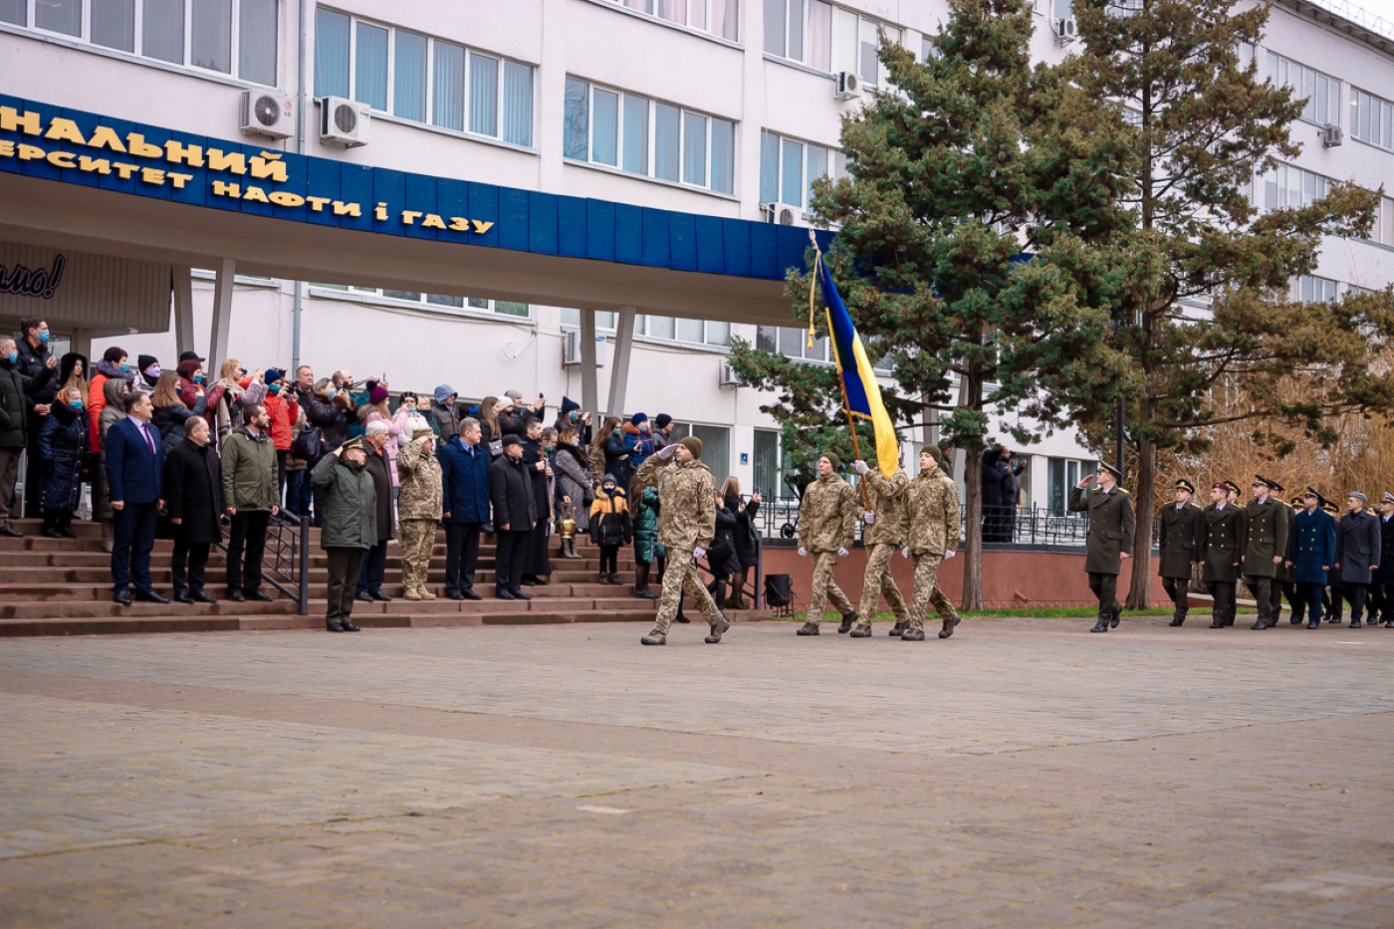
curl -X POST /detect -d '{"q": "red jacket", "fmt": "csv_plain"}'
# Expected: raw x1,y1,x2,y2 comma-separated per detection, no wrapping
263,391,299,452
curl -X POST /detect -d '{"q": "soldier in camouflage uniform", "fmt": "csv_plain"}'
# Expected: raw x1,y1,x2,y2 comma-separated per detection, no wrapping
795,453,860,635
902,445,962,641
850,452,910,637
634,436,729,645
397,428,443,601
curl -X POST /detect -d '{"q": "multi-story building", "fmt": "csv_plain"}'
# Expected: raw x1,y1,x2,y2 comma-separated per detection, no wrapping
1,0,1390,519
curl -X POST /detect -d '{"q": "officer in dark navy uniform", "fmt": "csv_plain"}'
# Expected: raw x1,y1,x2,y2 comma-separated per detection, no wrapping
1290,487,1336,629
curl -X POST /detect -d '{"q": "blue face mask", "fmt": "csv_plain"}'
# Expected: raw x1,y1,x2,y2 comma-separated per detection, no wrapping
120,362,131,372
612,428,621,436
193,374,204,384
5,352,15,365
38,330,50,344
70,400,84,412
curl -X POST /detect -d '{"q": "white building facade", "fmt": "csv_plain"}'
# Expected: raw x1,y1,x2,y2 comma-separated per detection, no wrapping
2,0,1391,518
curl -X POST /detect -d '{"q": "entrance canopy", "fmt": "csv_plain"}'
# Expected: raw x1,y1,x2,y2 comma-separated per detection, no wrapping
0,93,833,327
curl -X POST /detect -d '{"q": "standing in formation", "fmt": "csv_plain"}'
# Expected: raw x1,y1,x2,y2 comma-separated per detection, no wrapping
1241,477,1290,630
1158,479,1204,626
1370,494,1394,627
1068,463,1135,633
1290,488,1336,628
795,453,859,636
900,445,961,641
850,453,910,637
1202,482,1245,628
1333,492,1380,628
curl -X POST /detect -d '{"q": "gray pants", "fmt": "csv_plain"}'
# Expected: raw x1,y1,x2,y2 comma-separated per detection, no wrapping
0,447,20,528
326,547,366,625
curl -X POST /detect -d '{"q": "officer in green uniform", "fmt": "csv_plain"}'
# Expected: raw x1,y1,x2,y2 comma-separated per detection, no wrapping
1203,482,1246,628
1068,462,1136,633
1242,475,1290,630
1159,478,1205,627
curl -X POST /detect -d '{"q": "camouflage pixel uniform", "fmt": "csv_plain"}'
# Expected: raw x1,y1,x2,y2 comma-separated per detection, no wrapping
396,437,443,597
798,472,859,626
855,467,910,632
904,464,962,635
635,454,723,634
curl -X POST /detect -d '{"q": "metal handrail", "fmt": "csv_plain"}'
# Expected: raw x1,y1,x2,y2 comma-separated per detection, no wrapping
215,511,309,614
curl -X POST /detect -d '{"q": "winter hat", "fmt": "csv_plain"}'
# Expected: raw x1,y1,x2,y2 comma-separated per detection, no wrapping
264,368,284,385
369,384,390,404
138,354,159,372
560,396,580,417
501,434,523,448
654,413,672,430
504,389,523,402
434,384,457,405
178,350,205,363
923,444,942,463
412,427,435,441
679,436,703,459
821,452,841,471
602,473,617,486
630,412,648,426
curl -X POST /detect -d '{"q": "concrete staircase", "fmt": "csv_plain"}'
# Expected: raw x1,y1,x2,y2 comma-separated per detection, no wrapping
0,518,769,637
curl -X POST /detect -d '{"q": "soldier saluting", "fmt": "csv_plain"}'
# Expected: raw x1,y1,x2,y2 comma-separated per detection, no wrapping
1242,476,1290,630
1159,479,1205,627
1202,482,1246,628
1068,462,1136,634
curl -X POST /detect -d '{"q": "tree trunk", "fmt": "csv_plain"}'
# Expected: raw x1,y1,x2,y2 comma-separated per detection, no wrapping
959,367,984,612
1126,436,1156,609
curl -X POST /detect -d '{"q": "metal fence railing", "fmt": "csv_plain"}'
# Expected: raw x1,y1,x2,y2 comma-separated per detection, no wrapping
215,513,310,614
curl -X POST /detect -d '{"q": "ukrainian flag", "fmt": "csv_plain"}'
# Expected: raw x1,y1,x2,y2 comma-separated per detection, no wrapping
811,246,900,479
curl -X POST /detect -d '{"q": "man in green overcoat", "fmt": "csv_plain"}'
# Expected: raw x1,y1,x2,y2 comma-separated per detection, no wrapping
1242,476,1290,630
1068,462,1136,633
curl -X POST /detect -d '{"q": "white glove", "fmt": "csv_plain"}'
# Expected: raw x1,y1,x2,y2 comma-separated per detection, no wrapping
798,546,807,557
656,443,679,460
945,549,957,560
694,546,706,559
901,546,910,558
837,547,849,558
863,510,876,525
853,459,869,475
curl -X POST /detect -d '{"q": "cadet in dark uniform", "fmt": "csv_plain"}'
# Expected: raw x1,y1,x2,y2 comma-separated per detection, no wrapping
1290,487,1336,629
1281,494,1305,623
1368,492,1394,628
1203,482,1246,628
1334,492,1380,628
1159,478,1204,627
1323,500,1346,623
1242,476,1290,630
1068,462,1136,634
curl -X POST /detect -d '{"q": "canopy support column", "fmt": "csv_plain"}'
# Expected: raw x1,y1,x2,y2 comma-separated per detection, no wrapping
580,308,599,420
606,307,636,419
209,258,236,375
173,265,195,356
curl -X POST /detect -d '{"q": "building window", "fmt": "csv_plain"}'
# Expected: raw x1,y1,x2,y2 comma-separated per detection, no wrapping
1350,87,1394,151
316,285,530,318
564,77,735,194
755,325,891,372
1047,457,1095,516
759,130,840,209
1375,196,1394,248
752,428,784,497
672,422,731,483
635,315,730,347
559,308,618,330
1266,51,1340,127
601,0,739,41
1294,275,1339,303
315,9,534,146
763,0,900,85
3,0,278,84
1263,163,1332,210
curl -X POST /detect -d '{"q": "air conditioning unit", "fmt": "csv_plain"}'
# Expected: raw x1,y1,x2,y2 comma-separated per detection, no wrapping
240,90,294,139
834,71,863,100
719,361,740,387
1055,17,1078,42
320,96,370,147
561,329,609,367
1321,124,1343,147
758,202,798,225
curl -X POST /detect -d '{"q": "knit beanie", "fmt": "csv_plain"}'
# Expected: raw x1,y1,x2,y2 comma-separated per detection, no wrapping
630,411,648,426
821,452,841,471
369,384,390,404
679,436,702,459
603,473,617,486
655,413,672,430
923,444,942,463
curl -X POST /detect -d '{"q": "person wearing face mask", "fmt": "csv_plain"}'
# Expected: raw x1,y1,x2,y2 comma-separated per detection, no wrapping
88,347,134,457
210,358,267,448
16,317,56,519
37,383,88,538
553,397,592,446
177,358,226,432
260,369,300,507
622,412,658,472
0,335,54,537
94,375,132,552
220,402,279,602
312,438,376,632
601,416,632,489
136,355,161,393
164,416,224,604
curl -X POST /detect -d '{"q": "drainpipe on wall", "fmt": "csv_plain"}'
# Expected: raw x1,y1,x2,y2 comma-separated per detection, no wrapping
291,0,307,375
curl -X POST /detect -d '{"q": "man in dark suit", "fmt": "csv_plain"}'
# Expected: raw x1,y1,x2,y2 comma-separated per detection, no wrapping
1202,482,1246,628
1334,492,1381,628
1242,476,1290,630
1068,461,1136,634
1159,479,1205,627
490,435,537,601
105,391,168,605
439,416,490,600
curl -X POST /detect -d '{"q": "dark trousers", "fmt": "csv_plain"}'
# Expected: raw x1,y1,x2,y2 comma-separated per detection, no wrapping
1244,575,1278,624
1367,583,1391,623
0,446,21,528
283,469,303,515
276,450,288,504
444,521,481,595
599,544,619,575
356,538,389,595
1295,582,1325,625
1282,582,1301,622
172,539,211,593
1161,575,1189,616
1325,582,1344,621
1346,582,1369,624
112,501,158,593
23,431,42,517
1207,581,1236,625
226,510,271,592
1087,571,1119,620
326,547,366,623
494,529,529,594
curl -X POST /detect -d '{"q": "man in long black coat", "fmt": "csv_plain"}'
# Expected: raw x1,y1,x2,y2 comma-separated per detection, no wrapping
490,435,537,601
1159,479,1205,626
165,416,224,603
1334,492,1381,628
519,417,553,585
1068,462,1136,633
1242,476,1290,630
1202,482,1246,628
1370,492,1394,628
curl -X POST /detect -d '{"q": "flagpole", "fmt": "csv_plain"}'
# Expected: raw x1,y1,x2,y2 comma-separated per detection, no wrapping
810,233,872,512
839,380,872,511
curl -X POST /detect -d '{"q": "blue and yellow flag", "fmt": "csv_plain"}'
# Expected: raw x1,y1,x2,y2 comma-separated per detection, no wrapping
809,243,900,479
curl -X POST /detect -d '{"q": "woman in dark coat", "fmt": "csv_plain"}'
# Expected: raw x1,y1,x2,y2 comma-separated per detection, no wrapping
980,448,1006,543
38,382,88,538
164,416,224,602
630,478,662,599
706,489,743,610
602,419,632,489
152,371,208,453
724,476,761,608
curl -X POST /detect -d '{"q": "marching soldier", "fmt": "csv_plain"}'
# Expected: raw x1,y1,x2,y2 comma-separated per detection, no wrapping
1242,476,1290,630
1323,499,1346,623
1281,494,1305,624
1068,462,1135,633
1203,482,1246,628
901,445,962,641
1290,487,1336,629
1158,479,1205,626
795,453,860,636
1333,492,1380,628
1368,493,1394,628
851,453,911,638
634,438,730,645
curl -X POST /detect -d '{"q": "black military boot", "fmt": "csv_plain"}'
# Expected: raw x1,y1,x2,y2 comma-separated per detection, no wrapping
1111,603,1121,628
1169,607,1186,627
1090,609,1109,633
837,611,858,634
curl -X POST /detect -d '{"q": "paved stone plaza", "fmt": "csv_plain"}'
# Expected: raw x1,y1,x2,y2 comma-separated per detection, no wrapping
1,616,1391,928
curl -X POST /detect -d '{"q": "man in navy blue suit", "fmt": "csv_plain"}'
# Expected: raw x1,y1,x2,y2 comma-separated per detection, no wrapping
105,391,169,605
